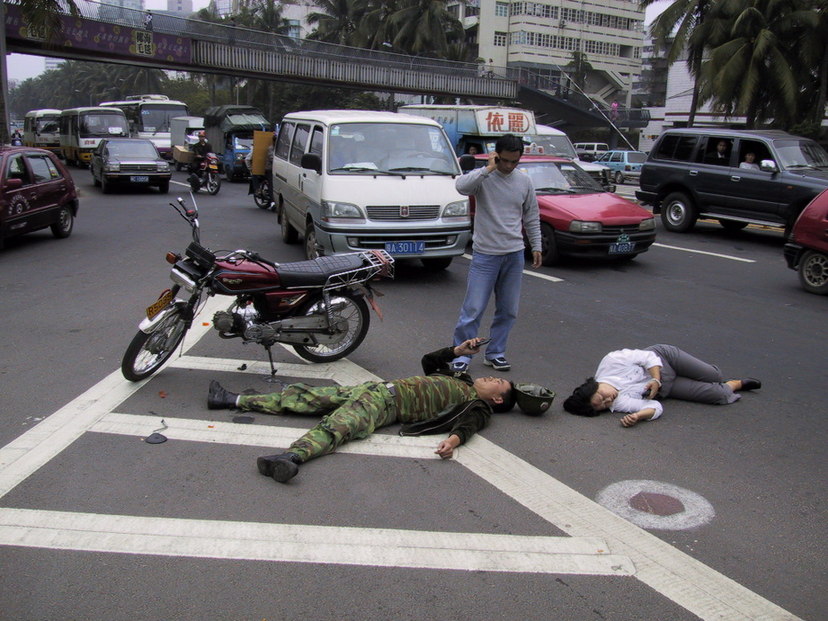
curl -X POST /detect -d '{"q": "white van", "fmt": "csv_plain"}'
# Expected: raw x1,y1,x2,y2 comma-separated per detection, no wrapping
272,110,471,270
58,107,129,166
525,126,613,190
23,109,62,153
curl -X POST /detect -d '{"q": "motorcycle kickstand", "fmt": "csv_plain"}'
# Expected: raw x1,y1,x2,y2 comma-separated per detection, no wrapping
263,344,278,377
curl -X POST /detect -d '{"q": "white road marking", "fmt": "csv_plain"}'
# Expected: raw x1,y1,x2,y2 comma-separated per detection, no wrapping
0,309,800,619
461,253,564,282
653,243,756,263
0,508,631,575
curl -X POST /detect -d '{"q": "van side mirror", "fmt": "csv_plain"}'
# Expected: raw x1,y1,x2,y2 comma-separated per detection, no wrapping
5,178,23,190
301,152,322,174
458,154,476,172
760,159,778,173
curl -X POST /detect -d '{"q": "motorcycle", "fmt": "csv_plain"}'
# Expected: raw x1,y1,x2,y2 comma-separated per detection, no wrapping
252,174,272,210
121,197,394,382
188,152,221,195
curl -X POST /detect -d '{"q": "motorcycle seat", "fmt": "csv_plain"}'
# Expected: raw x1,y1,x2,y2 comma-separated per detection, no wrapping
278,254,367,288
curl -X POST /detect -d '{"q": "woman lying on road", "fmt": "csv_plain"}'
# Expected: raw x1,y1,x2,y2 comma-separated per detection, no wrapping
563,344,761,427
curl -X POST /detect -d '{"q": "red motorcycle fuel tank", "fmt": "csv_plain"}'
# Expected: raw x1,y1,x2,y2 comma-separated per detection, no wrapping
212,257,282,294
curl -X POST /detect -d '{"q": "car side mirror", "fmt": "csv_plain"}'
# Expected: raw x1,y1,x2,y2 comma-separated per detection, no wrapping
760,159,778,173
458,154,476,172
4,178,23,190
301,152,322,174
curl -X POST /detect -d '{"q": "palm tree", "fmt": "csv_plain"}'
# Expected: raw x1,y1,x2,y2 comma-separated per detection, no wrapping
2,0,81,141
795,0,828,127
640,0,714,127
385,0,464,56
695,0,816,128
307,0,367,46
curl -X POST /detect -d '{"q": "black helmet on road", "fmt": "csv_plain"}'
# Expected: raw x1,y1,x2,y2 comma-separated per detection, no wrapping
514,382,556,416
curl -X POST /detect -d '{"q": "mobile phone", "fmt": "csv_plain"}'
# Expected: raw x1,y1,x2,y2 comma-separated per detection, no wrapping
476,337,491,346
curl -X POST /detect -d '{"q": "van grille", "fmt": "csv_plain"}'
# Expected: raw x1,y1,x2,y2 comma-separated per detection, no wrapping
366,205,440,221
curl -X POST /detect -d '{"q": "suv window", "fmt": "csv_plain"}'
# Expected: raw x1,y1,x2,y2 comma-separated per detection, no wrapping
699,137,734,165
654,134,699,161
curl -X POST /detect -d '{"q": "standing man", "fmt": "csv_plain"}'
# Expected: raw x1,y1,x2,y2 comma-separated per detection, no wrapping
451,134,542,373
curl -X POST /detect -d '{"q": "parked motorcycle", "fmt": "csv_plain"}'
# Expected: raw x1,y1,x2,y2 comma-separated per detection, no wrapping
121,197,394,382
188,152,221,195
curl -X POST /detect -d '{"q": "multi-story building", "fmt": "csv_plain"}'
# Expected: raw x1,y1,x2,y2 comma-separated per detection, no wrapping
166,0,193,16
449,0,645,107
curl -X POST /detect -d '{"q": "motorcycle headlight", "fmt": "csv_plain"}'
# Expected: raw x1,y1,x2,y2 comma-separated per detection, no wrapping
443,199,469,217
321,200,364,220
639,217,656,231
569,220,602,233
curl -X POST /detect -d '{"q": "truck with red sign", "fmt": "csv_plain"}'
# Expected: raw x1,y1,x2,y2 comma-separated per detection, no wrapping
399,105,536,156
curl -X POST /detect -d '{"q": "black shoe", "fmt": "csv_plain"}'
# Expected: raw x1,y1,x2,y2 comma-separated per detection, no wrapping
208,380,239,410
257,453,301,483
740,378,762,391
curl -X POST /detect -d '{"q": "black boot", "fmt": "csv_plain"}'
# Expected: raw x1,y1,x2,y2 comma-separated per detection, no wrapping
740,378,762,391
208,380,239,410
257,452,301,483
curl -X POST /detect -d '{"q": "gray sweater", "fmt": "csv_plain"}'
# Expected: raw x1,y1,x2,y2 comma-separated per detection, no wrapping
456,165,541,255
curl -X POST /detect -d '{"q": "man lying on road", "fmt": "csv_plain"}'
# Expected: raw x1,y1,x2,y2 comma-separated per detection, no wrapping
207,338,517,484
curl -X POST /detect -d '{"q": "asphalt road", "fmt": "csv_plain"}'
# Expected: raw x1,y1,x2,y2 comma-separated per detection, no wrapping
0,169,824,620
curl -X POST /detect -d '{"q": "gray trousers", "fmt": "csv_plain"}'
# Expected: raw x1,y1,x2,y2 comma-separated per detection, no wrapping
646,344,739,404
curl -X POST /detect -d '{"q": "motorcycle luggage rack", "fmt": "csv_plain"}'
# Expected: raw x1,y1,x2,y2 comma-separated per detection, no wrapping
185,242,216,270
323,250,395,290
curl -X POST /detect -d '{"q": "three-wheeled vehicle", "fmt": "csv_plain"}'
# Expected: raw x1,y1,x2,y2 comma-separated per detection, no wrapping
203,105,271,181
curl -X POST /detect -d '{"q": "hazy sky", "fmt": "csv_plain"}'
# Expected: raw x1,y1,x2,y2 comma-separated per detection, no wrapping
5,0,672,83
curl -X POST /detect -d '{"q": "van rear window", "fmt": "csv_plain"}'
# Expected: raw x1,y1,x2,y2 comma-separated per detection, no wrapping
655,135,698,161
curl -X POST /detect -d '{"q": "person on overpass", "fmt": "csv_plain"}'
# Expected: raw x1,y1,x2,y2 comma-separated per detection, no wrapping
207,339,518,484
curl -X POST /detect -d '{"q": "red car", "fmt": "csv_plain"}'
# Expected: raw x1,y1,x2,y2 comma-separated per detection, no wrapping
0,146,79,249
784,189,828,295
464,155,656,265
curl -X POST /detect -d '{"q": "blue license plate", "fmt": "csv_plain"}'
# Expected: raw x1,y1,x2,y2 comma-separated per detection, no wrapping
130,175,150,183
609,241,636,254
385,241,425,254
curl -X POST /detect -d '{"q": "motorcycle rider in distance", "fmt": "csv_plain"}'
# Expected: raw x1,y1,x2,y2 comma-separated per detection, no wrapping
190,131,213,175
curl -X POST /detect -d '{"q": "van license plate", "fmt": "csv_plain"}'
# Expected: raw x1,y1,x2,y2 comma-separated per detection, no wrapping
609,241,636,254
385,241,425,254
131,175,149,183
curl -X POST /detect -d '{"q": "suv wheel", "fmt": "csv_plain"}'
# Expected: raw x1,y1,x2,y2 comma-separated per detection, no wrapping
614,171,624,184
798,250,828,295
661,191,697,232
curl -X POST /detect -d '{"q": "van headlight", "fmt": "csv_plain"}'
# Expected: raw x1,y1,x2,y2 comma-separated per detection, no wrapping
639,218,655,231
569,221,602,233
322,200,363,220
443,199,469,217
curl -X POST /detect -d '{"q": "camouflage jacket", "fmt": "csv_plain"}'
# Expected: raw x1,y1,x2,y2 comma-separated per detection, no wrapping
398,347,492,444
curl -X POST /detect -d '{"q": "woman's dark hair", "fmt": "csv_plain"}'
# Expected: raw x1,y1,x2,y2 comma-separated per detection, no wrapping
495,134,525,155
491,381,517,413
563,377,600,417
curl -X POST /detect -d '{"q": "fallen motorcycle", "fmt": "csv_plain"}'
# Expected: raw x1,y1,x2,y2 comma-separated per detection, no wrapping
121,197,394,381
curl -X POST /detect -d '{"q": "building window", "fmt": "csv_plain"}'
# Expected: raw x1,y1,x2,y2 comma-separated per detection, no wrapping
495,2,508,17
494,31,507,46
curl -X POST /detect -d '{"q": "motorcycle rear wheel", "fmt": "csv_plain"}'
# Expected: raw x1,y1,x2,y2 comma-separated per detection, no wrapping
254,178,270,209
121,308,189,381
292,292,370,363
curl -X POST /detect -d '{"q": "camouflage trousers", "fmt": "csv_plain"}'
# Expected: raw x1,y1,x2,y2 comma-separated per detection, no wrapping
239,382,397,462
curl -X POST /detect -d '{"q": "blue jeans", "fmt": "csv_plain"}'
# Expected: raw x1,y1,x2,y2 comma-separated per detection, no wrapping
453,250,524,363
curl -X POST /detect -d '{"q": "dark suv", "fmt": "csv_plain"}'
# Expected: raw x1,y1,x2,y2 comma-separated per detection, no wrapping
636,129,828,234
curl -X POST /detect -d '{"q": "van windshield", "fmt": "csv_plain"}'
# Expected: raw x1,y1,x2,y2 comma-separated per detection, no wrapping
79,114,129,137
523,134,577,158
328,123,459,175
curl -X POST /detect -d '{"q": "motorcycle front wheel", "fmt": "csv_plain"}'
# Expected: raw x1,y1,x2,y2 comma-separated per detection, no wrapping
292,291,370,363
207,173,221,195
121,308,189,381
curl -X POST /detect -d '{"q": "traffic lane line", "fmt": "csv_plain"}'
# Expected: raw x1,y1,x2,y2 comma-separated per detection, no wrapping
461,253,564,282
0,508,632,576
653,243,756,263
